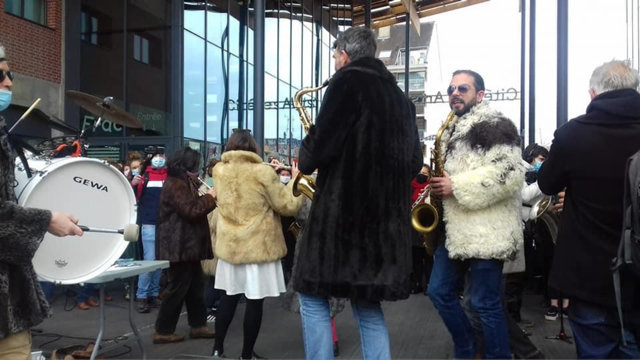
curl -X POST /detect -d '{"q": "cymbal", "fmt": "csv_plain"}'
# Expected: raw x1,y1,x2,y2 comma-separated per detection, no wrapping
66,90,142,129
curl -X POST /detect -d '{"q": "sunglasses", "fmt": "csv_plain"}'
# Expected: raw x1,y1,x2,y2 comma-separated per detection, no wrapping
0,70,14,83
447,84,472,96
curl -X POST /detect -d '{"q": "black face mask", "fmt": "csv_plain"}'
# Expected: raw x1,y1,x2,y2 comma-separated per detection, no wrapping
525,171,538,185
416,173,429,184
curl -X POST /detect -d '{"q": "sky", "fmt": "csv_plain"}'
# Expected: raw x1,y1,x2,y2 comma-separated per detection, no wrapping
423,0,632,148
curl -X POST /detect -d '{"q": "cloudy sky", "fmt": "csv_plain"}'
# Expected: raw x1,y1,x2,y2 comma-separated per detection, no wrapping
423,0,632,147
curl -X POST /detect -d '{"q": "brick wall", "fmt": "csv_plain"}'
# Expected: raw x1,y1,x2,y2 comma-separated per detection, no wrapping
0,0,62,84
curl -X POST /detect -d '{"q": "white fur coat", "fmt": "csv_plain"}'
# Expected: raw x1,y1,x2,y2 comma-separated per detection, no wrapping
440,102,524,261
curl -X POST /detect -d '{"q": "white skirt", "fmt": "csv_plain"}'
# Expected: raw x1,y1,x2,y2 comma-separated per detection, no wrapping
214,259,286,299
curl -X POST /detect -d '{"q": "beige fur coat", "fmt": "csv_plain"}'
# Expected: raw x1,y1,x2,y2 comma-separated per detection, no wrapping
212,150,304,264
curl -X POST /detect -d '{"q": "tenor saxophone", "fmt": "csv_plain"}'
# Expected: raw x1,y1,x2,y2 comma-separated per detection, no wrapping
411,110,456,253
290,79,330,200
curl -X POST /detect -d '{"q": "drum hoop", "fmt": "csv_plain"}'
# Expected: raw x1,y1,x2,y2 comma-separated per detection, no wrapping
17,157,137,284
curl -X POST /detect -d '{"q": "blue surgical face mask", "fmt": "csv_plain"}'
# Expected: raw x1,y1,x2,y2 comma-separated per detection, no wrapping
533,160,543,172
280,175,291,184
0,89,12,112
151,157,166,168
131,168,140,177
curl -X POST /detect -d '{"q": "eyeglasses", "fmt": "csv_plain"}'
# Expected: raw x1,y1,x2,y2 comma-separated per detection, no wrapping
447,84,472,96
0,70,14,83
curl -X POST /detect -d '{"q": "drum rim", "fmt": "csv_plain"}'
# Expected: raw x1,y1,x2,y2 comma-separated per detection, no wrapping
16,157,138,284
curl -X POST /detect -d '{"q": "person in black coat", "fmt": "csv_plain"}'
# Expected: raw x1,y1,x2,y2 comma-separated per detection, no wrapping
537,60,640,358
291,26,422,359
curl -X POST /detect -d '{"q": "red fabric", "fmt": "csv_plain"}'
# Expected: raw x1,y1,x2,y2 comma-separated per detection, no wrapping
411,177,429,203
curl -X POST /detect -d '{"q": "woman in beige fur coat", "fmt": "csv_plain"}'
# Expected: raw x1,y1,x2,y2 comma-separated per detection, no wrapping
210,131,304,359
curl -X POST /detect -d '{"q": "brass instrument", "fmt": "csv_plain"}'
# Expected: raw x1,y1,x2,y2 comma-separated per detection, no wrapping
530,195,552,219
290,79,330,200
265,162,292,171
412,110,457,252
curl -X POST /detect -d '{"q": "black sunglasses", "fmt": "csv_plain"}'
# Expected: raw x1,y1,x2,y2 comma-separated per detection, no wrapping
447,84,472,96
0,70,14,83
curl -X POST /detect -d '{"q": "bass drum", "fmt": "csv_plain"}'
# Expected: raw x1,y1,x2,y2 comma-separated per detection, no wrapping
14,156,137,284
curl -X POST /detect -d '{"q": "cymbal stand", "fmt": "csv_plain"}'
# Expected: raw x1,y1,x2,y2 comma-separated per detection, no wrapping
545,298,572,344
79,96,113,139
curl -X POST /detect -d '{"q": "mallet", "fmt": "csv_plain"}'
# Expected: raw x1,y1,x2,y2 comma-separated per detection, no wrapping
78,224,139,242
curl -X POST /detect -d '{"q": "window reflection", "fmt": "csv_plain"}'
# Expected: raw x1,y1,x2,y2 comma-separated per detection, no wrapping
184,32,205,140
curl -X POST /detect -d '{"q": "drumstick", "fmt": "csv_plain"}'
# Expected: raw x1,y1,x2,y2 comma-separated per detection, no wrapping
8,98,41,133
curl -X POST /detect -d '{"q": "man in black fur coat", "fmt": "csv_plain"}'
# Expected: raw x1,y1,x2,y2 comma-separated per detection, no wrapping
0,45,83,358
538,60,640,358
291,27,422,359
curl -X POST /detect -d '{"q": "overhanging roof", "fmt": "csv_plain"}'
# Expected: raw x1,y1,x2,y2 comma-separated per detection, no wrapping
187,0,488,37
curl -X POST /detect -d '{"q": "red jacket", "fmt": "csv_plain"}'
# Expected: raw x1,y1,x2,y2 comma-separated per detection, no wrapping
411,177,429,203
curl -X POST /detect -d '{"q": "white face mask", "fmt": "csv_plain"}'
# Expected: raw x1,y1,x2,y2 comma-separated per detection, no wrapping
280,175,291,184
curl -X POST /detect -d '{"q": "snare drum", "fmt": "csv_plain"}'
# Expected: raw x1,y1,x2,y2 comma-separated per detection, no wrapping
14,156,137,284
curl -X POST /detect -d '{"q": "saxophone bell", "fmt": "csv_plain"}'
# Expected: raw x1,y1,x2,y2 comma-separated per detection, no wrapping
411,110,457,254
291,79,331,200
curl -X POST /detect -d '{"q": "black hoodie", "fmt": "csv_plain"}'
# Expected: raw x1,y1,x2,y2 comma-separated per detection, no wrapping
538,88,640,309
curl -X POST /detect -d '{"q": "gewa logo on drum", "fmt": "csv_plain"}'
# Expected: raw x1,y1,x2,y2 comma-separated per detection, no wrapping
73,176,109,192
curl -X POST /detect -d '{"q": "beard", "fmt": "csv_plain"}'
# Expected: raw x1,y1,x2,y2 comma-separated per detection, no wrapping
450,97,477,116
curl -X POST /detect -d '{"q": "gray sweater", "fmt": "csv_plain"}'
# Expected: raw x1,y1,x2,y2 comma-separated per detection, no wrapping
0,115,51,339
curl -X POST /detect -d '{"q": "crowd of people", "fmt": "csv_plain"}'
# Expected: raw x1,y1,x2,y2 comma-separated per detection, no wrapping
1,25,640,360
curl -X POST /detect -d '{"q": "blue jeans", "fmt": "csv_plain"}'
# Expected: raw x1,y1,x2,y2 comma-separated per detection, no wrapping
136,224,162,299
427,244,511,359
568,299,640,359
77,283,97,303
298,293,390,360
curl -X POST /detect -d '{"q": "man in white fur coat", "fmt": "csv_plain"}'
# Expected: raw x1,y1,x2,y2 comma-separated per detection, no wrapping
427,70,524,359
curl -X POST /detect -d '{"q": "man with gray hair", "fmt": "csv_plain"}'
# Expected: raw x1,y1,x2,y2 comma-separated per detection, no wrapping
538,60,640,358
0,45,83,358
292,26,422,359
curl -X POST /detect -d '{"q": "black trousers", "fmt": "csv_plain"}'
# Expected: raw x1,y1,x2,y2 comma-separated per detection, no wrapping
155,261,207,334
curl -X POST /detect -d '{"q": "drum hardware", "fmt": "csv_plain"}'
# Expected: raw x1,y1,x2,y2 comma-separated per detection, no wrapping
8,98,41,133
66,90,143,136
78,224,139,243
55,259,68,267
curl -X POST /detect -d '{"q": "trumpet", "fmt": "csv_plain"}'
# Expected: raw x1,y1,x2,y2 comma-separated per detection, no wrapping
264,162,292,171
195,177,213,197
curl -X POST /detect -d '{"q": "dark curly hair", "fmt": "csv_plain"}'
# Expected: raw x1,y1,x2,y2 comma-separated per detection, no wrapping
167,147,201,178
523,143,549,164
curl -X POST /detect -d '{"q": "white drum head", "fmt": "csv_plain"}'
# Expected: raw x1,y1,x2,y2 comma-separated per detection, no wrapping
16,157,137,284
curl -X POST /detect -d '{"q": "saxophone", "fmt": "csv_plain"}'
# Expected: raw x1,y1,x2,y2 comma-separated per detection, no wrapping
411,110,457,253
290,79,330,200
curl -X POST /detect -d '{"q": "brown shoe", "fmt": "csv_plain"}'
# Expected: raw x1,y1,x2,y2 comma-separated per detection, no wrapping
86,298,99,307
77,302,91,310
153,332,185,344
189,326,215,339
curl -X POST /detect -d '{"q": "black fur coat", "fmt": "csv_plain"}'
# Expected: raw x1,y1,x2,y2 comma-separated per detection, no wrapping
291,57,422,301
0,116,52,340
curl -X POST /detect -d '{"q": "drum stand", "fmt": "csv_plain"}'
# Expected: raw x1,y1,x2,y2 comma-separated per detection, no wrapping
545,298,572,344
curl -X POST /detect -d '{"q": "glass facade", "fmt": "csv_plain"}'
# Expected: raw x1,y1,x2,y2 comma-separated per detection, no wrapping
183,0,341,164
66,0,174,160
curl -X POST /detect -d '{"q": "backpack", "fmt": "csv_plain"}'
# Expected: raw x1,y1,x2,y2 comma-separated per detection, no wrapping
612,150,640,343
